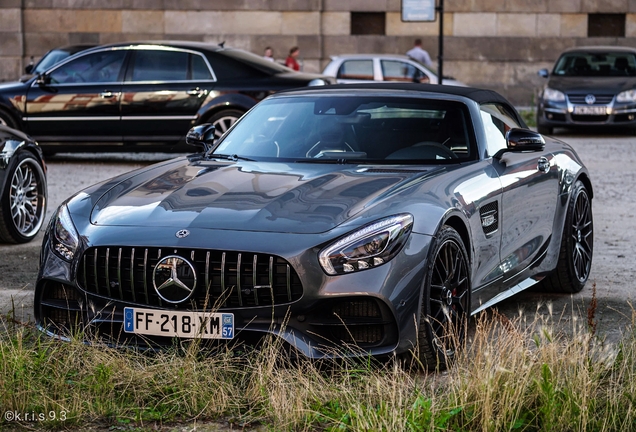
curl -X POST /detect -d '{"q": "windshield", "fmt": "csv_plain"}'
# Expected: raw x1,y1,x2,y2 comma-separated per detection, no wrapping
212,96,475,164
553,52,636,77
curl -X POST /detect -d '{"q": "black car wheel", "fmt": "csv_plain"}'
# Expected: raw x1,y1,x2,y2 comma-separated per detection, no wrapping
418,225,470,370
208,110,244,139
541,180,593,293
0,152,47,243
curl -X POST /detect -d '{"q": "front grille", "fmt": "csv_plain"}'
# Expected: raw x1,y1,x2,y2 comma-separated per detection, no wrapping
571,114,609,122
77,247,303,309
567,94,614,104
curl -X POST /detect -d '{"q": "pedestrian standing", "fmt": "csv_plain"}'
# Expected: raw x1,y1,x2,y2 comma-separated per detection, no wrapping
263,46,275,62
285,46,300,71
406,39,432,67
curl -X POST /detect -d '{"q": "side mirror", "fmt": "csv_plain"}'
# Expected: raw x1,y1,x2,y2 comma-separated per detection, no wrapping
186,123,216,152
35,74,50,86
506,128,545,152
538,68,549,78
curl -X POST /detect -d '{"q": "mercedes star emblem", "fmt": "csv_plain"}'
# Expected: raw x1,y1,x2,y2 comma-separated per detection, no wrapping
175,229,190,238
153,255,197,304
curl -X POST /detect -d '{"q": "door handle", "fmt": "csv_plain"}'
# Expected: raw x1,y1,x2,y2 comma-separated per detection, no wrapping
186,88,204,97
99,91,118,99
537,156,550,173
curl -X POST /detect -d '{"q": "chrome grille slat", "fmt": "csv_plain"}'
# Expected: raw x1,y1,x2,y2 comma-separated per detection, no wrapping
567,94,614,104
78,247,303,310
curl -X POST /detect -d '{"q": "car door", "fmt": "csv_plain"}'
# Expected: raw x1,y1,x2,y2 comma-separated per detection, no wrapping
120,47,216,144
24,49,126,142
481,103,560,289
335,59,375,83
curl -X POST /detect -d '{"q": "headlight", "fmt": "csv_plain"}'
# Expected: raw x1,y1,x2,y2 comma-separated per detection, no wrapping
308,79,328,86
543,87,566,102
319,214,413,275
616,89,636,103
52,205,79,261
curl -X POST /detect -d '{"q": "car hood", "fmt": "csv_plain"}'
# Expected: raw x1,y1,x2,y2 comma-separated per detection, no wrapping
90,159,440,234
547,75,636,94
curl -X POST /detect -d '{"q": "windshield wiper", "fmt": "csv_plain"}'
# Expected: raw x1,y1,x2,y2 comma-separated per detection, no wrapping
208,153,254,162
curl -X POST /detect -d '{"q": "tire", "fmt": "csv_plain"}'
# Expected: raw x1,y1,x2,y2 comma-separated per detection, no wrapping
540,180,593,293
0,109,17,129
207,109,244,140
0,152,47,243
417,226,471,370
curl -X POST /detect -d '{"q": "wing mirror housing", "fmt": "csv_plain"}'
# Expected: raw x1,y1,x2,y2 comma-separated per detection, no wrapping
186,123,216,152
495,128,545,159
538,68,549,78
35,74,51,86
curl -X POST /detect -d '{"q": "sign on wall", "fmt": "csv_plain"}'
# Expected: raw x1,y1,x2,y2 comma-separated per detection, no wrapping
401,0,436,22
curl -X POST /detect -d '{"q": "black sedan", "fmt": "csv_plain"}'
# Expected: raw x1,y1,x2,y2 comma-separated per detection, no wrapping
537,46,636,134
35,83,593,369
0,125,47,243
0,41,333,153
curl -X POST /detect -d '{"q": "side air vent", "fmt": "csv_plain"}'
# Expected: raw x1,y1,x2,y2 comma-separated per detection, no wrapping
479,201,499,235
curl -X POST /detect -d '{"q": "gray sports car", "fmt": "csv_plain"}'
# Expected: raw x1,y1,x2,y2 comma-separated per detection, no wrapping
35,83,593,369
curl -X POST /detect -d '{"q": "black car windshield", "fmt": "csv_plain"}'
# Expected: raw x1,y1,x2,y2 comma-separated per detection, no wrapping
553,52,636,77
212,96,475,164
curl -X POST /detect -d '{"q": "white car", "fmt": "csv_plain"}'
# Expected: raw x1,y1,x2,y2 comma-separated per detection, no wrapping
322,54,465,86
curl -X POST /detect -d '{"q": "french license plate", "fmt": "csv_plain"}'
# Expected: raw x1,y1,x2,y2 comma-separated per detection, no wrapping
123,307,234,339
573,106,607,115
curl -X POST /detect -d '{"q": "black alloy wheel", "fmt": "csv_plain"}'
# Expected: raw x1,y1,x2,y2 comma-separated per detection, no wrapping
0,153,47,243
418,226,470,370
540,180,593,293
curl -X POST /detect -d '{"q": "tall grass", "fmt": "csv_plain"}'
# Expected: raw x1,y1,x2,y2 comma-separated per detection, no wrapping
1,296,636,431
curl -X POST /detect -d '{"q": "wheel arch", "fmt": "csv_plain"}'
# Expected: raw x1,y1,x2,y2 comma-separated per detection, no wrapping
196,94,256,125
575,172,593,200
0,105,21,130
442,214,472,264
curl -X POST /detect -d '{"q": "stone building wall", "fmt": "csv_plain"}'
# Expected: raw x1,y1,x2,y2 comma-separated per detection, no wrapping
1,0,636,105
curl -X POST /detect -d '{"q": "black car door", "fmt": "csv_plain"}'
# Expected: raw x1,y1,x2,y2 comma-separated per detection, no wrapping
120,48,216,144
481,104,560,288
24,49,126,142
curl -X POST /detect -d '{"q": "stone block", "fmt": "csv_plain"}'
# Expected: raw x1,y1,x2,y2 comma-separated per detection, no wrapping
296,34,320,58
121,0,167,10
268,0,320,11
626,14,636,36
447,0,501,12
165,11,282,35
68,32,99,44
281,11,320,35
0,8,20,32
52,0,125,8
387,0,400,12
505,0,548,12
24,9,75,32
453,13,497,36
630,0,636,11
537,14,561,36
122,10,164,34
75,10,122,33
0,0,21,7
24,0,52,7
349,0,388,11
0,32,21,56
23,32,68,56
323,35,358,55
233,11,282,34
548,0,582,13
560,13,587,36
0,57,20,82
321,12,349,35
581,0,628,12
497,13,537,37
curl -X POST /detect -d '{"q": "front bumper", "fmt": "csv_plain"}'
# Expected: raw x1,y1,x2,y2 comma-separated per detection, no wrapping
538,98,636,128
34,226,432,359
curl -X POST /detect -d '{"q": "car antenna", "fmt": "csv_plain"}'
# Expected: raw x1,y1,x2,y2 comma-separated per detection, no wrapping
218,41,225,48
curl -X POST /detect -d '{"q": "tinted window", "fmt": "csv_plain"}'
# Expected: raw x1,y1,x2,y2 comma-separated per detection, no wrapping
381,60,428,83
553,52,636,77
192,54,213,80
48,50,126,84
480,103,521,157
131,50,189,82
337,60,373,80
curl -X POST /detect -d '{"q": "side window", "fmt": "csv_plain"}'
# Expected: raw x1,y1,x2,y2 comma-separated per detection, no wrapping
191,54,213,80
337,60,373,80
130,50,189,82
480,103,522,157
381,60,428,83
49,50,126,84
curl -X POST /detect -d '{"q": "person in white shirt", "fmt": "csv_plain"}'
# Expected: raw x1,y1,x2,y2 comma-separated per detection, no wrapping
263,47,275,62
406,39,432,67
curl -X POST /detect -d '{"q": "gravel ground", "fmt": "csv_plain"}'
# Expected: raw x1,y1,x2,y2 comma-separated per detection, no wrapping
1,134,634,342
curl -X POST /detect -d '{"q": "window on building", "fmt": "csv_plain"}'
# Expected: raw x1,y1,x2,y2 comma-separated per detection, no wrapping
588,14,625,37
351,12,386,35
